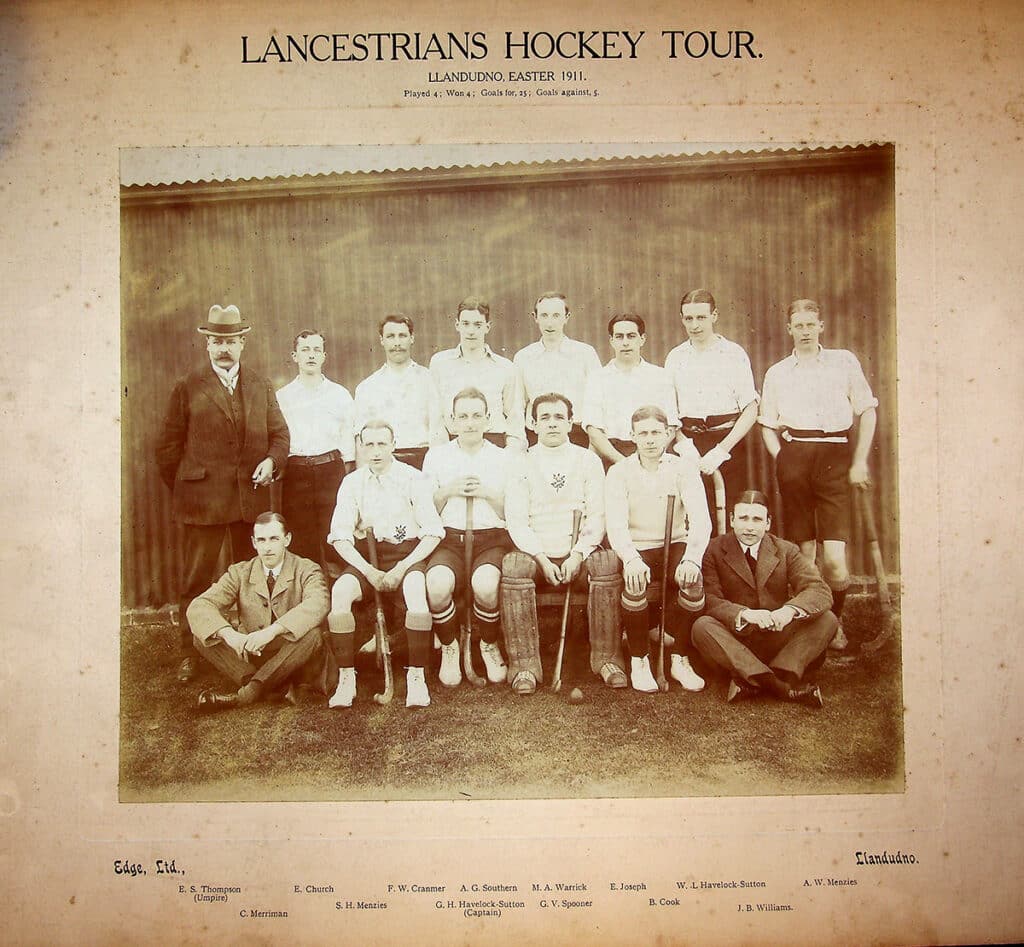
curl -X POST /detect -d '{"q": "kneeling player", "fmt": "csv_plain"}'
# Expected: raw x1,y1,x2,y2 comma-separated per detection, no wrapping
423,387,511,686
500,392,625,695
605,406,712,693
326,420,443,708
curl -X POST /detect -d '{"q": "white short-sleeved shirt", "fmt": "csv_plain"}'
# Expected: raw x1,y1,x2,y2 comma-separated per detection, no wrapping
581,359,679,440
429,344,524,443
276,376,356,461
353,362,444,450
759,346,878,434
327,461,444,547
422,439,508,530
664,335,759,419
512,337,602,425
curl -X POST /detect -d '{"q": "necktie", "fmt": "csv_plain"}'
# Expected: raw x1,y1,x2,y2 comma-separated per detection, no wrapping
267,571,276,595
745,548,757,581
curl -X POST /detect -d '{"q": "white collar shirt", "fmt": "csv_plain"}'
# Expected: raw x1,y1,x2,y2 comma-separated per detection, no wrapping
353,361,445,450
276,375,355,460
664,335,759,418
581,358,680,440
512,337,602,426
422,439,509,530
429,344,524,442
327,461,444,547
759,346,878,435
210,360,240,394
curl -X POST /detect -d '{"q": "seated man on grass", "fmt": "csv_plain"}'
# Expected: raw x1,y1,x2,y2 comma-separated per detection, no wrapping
692,490,836,708
187,512,333,712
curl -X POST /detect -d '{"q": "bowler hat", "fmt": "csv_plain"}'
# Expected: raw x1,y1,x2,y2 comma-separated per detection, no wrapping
198,304,251,337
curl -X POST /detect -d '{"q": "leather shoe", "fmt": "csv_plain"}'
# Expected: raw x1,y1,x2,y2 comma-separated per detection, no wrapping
511,670,537,696
197,688,240,712
726,678,758,703
787,684,824,709
177,656,197,683
599,662,628,689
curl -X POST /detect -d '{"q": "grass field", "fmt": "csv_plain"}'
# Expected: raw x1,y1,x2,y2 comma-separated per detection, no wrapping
120,594,903,802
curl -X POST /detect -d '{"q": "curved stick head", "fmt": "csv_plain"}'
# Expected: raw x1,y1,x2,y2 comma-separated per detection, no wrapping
373,691,393,705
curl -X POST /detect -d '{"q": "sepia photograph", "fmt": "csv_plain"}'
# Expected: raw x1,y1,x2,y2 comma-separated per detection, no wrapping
119,142,901,802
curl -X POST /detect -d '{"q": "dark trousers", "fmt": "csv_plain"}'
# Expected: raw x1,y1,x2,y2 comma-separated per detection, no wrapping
281,457,346,565
686,430,750,535
192,628,330,693
621,543,698,658
691,611,837,686
179,521,252,649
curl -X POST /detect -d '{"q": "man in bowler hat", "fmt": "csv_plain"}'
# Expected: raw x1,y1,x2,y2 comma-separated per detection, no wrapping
156,304,290,683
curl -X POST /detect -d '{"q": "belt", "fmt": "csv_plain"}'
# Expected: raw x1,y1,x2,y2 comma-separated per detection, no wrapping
447,526,503,540
781,427,850,443
681,412,740,435
289,450,343,466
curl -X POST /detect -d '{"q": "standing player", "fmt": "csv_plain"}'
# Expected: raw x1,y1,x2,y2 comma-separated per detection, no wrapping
501,393,625,694
155,304,289,683
275,330,355,567
759,298,878,649
325,420,444,708
512,292,601,448
665,289,760,515
353,314,446,469
582,314,686,470
429,296,525,450
423,387,511,686
605,406,711,692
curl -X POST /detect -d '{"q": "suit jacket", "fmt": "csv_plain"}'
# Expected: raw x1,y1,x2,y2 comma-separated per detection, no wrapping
187,551,329,645
155,364,290,524
702,532,832,634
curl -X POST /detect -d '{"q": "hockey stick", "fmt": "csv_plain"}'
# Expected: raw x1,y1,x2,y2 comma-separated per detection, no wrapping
710,468,727,536
857,485,895,653
550,508,583,693
365,532,394,705
460,495,486,687
656,492,676,692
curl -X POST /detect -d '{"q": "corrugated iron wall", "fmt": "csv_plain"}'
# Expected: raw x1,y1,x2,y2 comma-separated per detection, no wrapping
122,148,897,608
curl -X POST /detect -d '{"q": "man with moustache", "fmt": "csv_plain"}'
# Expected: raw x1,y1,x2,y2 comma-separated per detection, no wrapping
353,314,445,470
512,292,601,448
429,296,525,450
691,490,836,707
326,420,444,709
759,299,879,649
156,304,290,683
187,512,332,712
275,330,355,567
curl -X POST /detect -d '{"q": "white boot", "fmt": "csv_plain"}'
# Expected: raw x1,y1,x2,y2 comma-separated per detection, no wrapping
479,640,508,683
630,655,659,693
670,654,705,692
439,640,462,687
328,667,357,708
406,667,431,707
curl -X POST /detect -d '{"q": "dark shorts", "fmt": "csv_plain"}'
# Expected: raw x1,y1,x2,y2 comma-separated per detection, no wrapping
427,528,511,586
776,439,852,543
338,538,428,600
